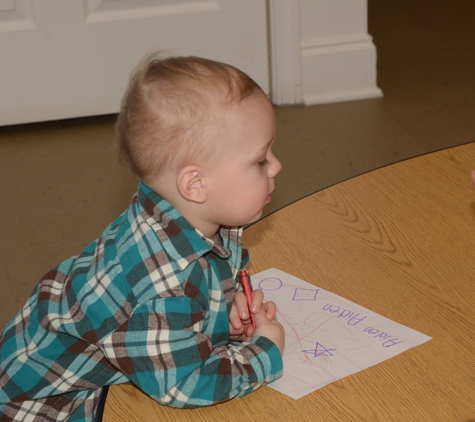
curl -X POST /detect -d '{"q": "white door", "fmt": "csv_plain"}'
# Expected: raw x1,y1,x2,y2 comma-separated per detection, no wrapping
0,0,268,126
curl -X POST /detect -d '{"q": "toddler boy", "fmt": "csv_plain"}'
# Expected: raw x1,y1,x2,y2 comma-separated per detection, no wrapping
0,53,284,421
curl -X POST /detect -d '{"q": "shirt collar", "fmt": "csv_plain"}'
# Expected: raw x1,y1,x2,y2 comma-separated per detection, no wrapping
136,182,243,271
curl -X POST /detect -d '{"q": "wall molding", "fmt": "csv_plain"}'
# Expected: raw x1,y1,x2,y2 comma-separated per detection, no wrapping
85,1,219,24
301,34,375,56
300,33,382,105
268,2,382,106
0,0,36,32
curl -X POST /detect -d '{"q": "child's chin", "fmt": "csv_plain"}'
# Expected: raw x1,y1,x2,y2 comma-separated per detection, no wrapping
245,211,264,225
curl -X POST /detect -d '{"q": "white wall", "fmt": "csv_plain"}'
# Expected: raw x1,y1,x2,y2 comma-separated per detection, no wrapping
300,0,367,40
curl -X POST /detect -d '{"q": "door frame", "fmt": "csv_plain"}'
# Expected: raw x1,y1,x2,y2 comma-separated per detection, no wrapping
268,0,303,106
268,0,382,106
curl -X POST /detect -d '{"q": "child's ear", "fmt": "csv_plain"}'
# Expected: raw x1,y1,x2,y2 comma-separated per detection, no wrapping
176,166,207,203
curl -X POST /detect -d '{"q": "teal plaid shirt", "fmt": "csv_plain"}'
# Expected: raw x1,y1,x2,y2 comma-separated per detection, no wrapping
0,182,283,421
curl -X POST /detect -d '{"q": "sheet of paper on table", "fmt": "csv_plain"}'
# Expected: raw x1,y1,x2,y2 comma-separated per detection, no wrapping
251,268,432,400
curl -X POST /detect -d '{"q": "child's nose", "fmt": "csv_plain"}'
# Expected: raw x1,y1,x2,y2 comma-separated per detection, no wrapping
269,155,282,178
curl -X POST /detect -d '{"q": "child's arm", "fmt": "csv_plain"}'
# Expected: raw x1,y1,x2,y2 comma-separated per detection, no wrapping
101,295,283,409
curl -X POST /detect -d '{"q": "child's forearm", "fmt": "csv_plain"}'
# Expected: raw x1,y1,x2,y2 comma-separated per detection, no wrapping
101,298,282,408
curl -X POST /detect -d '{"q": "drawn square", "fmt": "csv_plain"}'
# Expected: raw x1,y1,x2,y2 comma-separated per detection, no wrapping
292,288,319,301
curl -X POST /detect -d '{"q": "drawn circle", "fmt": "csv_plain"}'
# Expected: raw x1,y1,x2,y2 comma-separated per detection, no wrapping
258,277,283,291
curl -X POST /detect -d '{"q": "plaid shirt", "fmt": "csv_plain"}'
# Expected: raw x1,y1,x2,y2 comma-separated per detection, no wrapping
0,182,283,421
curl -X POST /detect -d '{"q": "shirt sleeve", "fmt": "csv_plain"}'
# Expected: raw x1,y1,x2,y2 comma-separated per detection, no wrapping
100,295,283,408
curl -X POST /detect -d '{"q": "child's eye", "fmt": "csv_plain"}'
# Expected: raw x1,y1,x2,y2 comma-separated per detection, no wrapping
258,159,268,166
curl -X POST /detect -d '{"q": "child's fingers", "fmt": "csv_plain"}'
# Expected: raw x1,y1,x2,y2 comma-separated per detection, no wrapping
229,302,243,330
250,289,264,313
234,291,251,320
263,300,277,320
244,323,255,339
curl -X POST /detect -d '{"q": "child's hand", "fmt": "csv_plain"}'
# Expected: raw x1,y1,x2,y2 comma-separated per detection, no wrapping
253,305,285,355
471,170,475,191
229,289,277,341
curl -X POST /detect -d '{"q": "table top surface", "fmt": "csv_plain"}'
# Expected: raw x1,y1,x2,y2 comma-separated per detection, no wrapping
104,142,475,421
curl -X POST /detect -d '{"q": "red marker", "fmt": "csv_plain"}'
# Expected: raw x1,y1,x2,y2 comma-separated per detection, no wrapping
239,269,256,328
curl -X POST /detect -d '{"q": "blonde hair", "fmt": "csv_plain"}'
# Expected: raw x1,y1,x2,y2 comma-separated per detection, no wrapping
116,53,263,181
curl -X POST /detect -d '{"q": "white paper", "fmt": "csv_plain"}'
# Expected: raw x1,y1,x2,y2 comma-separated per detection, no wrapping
251,268,432,399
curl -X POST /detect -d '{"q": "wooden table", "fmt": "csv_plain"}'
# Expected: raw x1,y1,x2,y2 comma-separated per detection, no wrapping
104,143,475,421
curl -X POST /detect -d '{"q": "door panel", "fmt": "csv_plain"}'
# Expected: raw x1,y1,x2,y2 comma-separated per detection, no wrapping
0,0,268,125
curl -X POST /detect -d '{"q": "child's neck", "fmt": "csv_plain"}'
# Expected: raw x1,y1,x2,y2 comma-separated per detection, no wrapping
210,231,223,246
